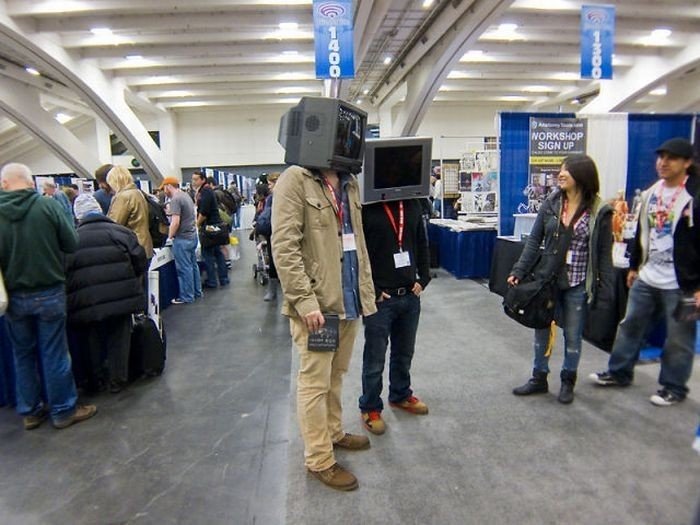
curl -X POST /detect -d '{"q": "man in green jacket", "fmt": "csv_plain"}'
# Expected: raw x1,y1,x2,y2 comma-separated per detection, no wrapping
0,163,96,430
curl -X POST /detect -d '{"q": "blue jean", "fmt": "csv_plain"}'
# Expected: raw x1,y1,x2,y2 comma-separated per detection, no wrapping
202,244,229,287
533,283,587,374
359,293,421,412
172,236,201,302
608,279,696,398
5,285,78,420
233,207,241,229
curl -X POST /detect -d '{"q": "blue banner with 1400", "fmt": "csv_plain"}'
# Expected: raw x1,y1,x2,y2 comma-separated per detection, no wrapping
580,5,615,80
313,0,354,79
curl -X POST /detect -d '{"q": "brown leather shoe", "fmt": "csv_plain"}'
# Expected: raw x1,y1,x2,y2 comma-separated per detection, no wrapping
333,432,370,450
308,463,358,491
390,395,429,415
52,405,98,429
23,407,49,430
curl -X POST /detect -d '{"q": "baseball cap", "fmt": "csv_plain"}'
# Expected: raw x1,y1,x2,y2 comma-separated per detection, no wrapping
159,176,180,189
655,137,694,159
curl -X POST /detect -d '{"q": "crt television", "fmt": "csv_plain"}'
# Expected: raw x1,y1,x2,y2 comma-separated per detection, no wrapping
278,96,367,174
359,136,433,204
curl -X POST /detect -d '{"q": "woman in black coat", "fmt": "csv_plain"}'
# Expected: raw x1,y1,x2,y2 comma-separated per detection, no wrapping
507,155,614,404
66,194,147,393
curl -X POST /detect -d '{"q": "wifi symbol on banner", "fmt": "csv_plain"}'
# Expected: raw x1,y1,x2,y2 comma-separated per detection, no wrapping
586,10,607,24
318,2,346,18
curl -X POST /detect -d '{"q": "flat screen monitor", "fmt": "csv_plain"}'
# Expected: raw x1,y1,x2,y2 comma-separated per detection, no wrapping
360,137,432,204
278,97,367,174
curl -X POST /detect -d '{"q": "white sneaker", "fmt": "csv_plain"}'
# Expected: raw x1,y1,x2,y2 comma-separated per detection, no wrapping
650,388,682,406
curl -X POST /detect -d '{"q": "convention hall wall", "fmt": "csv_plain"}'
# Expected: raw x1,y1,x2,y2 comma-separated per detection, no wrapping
8,103,502,177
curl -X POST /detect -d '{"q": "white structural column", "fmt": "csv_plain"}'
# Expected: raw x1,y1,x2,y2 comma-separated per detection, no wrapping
377,0,514,137
580,35,700,114
0,7,173,183
0,76,101,178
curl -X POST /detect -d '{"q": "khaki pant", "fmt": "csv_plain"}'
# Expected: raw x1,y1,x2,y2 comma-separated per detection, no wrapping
290,316,360,472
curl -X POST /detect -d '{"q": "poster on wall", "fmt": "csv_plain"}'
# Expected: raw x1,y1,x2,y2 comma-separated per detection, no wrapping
457,150,499,215
527,117,587,212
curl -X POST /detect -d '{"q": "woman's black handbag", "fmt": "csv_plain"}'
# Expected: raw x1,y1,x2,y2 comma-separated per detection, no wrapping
199,223,230,248
503,275,557,329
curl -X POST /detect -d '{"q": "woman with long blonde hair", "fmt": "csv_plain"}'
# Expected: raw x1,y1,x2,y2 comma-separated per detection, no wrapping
107,166,153,259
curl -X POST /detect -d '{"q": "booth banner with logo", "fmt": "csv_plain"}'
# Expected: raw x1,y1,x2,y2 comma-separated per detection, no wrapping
580,4,615,80
527,117,587,212
313,0,354,79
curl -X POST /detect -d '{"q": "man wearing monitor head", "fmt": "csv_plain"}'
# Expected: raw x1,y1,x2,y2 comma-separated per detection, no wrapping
359,197,431,435
272,107,377,491
590,137,700,406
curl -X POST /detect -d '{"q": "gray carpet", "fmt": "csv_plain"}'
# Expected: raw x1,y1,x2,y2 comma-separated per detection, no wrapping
286,271,700,525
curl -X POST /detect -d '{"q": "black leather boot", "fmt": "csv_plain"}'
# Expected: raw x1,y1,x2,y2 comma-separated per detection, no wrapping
513,370,549,396
558,370,577,404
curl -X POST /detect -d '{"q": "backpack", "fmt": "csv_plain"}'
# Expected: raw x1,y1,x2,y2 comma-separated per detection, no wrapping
215,188,238,215
140,190,170,248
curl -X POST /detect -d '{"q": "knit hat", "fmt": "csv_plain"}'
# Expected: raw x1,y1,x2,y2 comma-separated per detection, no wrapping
73,193,103,220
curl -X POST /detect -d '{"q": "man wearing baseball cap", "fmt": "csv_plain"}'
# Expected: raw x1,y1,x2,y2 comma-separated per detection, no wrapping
160,177,201,304
591,137,700,406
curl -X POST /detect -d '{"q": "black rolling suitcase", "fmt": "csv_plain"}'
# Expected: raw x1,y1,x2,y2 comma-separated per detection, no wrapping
129,314,166,380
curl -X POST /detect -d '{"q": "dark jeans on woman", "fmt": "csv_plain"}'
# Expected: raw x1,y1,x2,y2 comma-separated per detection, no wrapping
202,244,229,287
359,293,421,412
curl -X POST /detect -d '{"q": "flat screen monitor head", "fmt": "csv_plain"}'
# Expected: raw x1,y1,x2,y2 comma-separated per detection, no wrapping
360,136,433,204
278,96,367,174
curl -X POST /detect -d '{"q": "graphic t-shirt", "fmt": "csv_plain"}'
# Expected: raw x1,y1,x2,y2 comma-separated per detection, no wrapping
638,184,687,289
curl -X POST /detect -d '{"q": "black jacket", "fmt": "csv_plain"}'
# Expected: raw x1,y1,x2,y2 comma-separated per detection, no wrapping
66,215,147,323
629,173,700,293
510,190,614,309
362,199,431,298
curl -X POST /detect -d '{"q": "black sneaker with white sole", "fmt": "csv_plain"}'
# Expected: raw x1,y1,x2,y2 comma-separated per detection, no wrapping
650,388,683,406
588,371,631,387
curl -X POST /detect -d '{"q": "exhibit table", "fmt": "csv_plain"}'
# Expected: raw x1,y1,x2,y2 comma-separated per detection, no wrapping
149,246,179,313
0,316,15,407
513,213,537,239
428,220,497,279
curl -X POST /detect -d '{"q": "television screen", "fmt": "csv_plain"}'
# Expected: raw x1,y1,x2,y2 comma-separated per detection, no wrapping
334,105,364,160
278,96,367,173
360,136,432,204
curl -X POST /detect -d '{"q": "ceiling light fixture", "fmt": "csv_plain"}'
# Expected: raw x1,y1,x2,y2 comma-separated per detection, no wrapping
383,56,392,65
461,50,485,61
363,88,369,95
282,50,299,55
55,113,72,124
279,22,299,31
25,67,40,76
499,23,518,32
356,99,362,104
90,27,112,36
651,28,672,39
125,55,143,61
422,0,434,8
649,86,667,96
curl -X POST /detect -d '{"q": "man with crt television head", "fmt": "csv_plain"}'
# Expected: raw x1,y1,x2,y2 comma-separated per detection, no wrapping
271,100,377,492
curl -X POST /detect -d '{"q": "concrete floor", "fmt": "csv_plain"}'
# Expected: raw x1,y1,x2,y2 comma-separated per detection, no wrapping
1,233,699,525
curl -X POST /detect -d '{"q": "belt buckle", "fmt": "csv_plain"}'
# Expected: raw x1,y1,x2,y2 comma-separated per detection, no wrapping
396,287,407,296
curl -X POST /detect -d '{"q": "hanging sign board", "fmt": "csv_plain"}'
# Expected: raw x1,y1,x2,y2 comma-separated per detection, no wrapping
580,5,615,80
527,117,587,212
313,0,354,79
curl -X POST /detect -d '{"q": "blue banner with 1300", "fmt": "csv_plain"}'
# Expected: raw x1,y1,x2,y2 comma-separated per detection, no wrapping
580,5,615,80
313,0,354,79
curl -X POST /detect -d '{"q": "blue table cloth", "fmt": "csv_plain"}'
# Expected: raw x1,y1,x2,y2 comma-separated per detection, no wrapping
428,223,497,279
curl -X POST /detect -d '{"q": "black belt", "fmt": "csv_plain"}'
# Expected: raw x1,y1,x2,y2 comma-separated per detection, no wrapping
384,286,410,296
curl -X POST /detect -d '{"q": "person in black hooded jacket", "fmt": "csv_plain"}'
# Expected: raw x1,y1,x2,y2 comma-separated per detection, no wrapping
66,194,147,393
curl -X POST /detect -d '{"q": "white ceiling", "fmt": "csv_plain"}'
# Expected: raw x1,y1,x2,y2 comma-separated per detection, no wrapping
0,0,698,168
